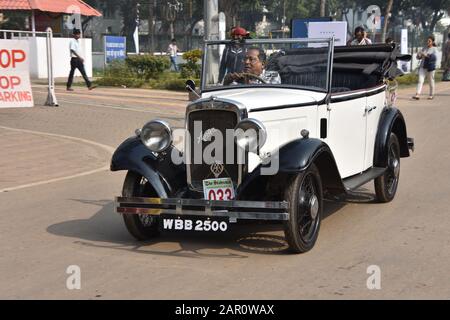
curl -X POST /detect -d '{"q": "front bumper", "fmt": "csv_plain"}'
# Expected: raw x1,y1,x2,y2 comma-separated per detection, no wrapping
116,197,290,221
407,137,415,152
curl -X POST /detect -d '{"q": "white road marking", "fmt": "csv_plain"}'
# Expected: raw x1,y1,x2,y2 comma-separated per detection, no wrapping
32,91,184,117
0,126,115,193
52,98,184,117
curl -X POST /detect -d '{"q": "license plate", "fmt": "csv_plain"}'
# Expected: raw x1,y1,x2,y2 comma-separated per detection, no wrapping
160,216,229,232
202,177,235,200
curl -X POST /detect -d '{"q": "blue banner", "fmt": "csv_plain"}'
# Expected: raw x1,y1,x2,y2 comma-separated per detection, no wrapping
104,36,126,63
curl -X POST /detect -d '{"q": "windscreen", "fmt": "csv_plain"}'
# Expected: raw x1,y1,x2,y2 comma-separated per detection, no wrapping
202,39,331,92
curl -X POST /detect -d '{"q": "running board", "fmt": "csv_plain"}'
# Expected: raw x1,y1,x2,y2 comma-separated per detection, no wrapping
343,167,386,191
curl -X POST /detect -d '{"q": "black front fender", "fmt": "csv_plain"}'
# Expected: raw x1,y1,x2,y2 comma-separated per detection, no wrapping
111,137,186,197
238,138,346,200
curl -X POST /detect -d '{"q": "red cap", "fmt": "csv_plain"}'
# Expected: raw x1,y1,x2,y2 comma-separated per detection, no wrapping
231,27,249,37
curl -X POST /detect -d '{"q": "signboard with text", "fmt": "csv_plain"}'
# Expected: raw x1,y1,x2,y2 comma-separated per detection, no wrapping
0,40,34,108
308,21,348,47
291,17,332,39
104,36,126,64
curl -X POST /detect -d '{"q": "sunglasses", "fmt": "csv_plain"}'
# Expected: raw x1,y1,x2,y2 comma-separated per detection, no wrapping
243,56,260,64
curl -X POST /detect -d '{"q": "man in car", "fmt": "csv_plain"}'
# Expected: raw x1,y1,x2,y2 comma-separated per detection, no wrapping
223,47,281,85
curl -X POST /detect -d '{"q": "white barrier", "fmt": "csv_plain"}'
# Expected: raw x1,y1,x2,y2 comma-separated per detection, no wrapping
1,28,58,106
29,37,92,79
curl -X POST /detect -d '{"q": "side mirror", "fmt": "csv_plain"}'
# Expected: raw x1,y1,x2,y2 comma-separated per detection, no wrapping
185,80,196,92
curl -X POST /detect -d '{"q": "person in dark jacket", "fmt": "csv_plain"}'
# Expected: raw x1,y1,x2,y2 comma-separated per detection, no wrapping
218,27,249,83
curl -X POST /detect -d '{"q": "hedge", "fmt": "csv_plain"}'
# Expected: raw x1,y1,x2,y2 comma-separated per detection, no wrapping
125,55,170,80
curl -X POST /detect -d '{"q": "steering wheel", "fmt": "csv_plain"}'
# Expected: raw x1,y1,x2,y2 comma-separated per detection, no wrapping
224,72,268,85
239,72,268,84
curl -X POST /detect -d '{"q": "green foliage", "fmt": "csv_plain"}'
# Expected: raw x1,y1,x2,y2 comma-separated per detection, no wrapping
96,60,145,87
183,49,203,64
180,49,202,79
125,55,170,80
396,69,444,86
396,72,419,85
163,78,201,91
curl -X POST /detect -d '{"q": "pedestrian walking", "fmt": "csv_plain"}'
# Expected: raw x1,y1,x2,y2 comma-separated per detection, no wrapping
66,29,96,91
349,27,372,46
442,33,450,81
413,35,438,100
218,27,249,83
167,39,179,72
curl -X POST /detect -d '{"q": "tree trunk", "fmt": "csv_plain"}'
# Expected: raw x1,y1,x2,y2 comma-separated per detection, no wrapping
381,0,394,43
170,22,175,40
430,11,444,33
148,0,154,53
320,0,326,17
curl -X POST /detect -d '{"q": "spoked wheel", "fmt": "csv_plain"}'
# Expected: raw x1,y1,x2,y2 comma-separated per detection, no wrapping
375,133,401,203
283,164,323,253
122,171,160,240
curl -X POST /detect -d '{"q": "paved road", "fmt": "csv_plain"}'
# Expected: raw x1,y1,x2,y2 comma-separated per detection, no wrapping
0,83,449,299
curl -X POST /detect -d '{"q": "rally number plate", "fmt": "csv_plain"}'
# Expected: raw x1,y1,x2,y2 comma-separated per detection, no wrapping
202,177,235,200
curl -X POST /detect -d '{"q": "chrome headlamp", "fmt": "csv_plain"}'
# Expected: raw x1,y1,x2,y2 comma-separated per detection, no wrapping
139,120,173,153
234,118,267,153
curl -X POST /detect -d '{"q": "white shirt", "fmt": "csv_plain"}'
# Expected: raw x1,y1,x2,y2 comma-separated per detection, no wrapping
418,46,437,69
350,38,372,46
167,43,178,57
69,38,82,58
260,70,281,84
227,70,282,85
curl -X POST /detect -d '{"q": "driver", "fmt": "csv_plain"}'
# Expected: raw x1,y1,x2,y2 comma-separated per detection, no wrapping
223,47,281,85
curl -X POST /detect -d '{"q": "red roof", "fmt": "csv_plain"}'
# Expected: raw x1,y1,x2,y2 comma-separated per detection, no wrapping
0,0,102,16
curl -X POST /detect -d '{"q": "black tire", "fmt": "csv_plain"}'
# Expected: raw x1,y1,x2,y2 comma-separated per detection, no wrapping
283,164,323,253
375,133,401,203
122,171,160,240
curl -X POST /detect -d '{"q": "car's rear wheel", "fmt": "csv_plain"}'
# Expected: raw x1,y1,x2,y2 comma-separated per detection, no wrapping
122,171,160,240
375,133,401,203
283,164,323,253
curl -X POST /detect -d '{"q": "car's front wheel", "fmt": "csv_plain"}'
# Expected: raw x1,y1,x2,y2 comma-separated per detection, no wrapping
121,171,160,240
283,164,323,253
375,133,401,203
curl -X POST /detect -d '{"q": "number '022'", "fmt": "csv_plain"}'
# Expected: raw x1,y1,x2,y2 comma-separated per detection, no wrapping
208,188,233,200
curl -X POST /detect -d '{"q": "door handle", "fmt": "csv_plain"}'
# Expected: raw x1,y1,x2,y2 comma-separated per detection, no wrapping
365,106,377,113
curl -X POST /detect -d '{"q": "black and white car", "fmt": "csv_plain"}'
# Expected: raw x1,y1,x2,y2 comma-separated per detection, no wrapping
112,38,414,253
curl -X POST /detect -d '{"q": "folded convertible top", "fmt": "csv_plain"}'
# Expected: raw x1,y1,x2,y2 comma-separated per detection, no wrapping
268,43,412,81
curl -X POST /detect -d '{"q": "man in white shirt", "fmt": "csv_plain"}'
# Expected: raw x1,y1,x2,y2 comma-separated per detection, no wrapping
223,47,281,85
167,39,179,72
66,29,96,91
350,26,373,46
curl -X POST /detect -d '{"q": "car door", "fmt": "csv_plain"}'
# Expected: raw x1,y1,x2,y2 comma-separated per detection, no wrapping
326,93,367,179
364,87,386,170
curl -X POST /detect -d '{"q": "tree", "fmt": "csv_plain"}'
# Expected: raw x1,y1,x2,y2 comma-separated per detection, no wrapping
381,0,394,43
320,0,326,17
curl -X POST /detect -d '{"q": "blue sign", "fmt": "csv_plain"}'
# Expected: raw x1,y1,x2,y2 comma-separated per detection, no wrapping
291,17,332,38
104,36,126,63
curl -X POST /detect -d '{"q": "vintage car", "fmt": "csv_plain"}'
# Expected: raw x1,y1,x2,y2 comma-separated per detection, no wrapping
112,38,414,253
